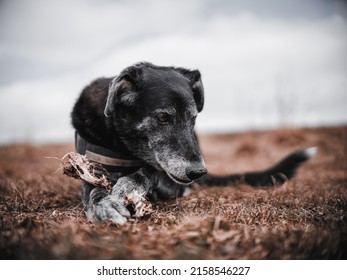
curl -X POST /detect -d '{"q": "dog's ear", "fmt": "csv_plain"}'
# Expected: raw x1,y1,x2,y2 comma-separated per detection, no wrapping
104,66,143,117
191,70,204,112
176,68,204,112
104,76,132,117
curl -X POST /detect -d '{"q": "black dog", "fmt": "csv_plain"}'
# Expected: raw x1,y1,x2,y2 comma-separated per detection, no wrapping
71,62,315,223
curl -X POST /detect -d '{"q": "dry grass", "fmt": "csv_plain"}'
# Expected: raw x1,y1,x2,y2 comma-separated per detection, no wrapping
0,126,346,259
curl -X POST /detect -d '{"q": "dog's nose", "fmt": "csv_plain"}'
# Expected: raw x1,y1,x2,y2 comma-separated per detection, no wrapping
186,167,207,180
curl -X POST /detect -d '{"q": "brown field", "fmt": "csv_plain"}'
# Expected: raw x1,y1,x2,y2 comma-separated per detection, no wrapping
0,126,346,259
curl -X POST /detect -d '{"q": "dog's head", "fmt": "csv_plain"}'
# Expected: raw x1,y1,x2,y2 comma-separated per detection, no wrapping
104,62,207,184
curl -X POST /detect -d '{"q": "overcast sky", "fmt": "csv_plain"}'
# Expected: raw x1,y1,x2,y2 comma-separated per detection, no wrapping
0,0,346,144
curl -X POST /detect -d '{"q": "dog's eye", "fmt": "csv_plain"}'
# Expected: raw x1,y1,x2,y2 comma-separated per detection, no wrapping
156,113,169,124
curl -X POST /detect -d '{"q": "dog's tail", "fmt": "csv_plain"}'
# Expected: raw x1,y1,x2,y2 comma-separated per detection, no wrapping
197,147,317,187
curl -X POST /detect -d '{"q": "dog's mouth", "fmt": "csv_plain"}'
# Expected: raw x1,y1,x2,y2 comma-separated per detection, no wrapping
155,155,194,185
165,171,193,185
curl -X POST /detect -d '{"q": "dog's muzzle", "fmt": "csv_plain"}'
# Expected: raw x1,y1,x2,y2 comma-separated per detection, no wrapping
161,163,207,185
185,166,207,180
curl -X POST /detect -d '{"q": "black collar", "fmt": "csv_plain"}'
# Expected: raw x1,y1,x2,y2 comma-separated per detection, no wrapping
75,132,143,174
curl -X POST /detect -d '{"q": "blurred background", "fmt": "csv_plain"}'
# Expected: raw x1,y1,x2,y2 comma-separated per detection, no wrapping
0,0,346,144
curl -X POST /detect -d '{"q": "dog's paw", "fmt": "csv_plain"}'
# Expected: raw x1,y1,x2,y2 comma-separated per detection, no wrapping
86,196,131,224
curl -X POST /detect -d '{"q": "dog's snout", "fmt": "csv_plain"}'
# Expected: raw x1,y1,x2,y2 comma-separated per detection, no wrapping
186,166,207,180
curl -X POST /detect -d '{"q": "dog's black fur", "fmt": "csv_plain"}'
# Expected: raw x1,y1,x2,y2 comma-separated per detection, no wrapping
72,62,315,223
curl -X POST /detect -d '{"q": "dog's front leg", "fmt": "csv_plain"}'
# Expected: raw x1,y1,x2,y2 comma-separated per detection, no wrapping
86,167,156,224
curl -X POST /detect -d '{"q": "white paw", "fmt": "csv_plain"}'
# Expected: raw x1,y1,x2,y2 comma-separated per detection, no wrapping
87,196,130,224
